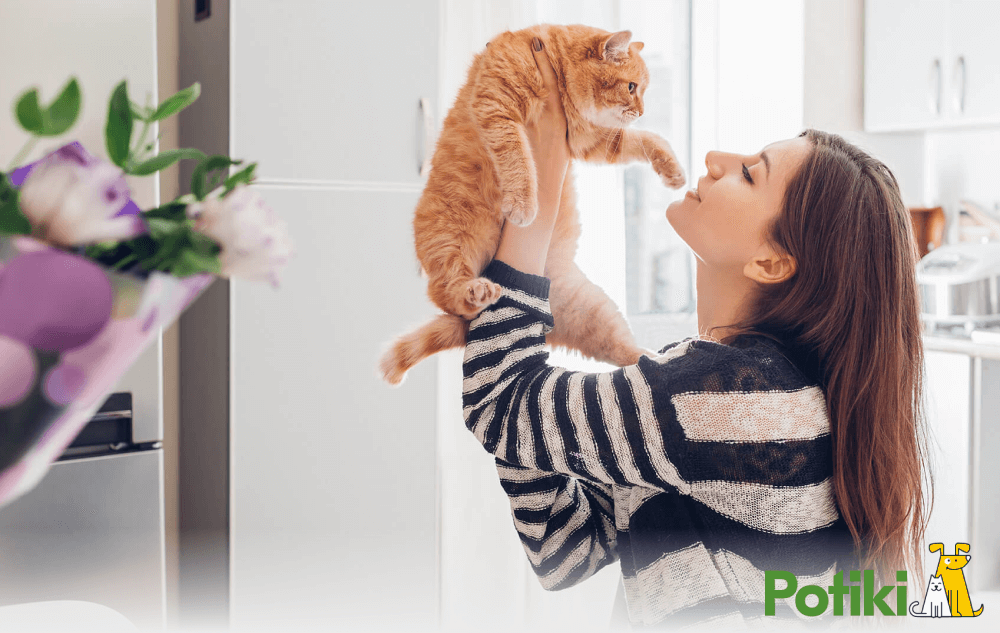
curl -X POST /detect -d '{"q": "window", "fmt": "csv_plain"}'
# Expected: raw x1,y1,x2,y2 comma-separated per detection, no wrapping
536,0,695,371
437,4,694,631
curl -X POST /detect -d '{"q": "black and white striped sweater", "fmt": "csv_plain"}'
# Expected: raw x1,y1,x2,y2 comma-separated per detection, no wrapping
462,260,856,630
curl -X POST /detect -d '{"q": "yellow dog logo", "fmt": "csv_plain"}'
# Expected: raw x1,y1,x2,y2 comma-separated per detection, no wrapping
910,543,984,618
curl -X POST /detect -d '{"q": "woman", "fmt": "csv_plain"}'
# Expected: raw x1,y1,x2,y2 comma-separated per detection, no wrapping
461,38,930,629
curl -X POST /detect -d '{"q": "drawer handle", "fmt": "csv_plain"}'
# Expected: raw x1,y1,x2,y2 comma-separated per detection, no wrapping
953,55,967,115
929,57,942,116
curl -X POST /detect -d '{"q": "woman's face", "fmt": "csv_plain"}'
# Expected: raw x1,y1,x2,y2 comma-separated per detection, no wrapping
667,136,812,272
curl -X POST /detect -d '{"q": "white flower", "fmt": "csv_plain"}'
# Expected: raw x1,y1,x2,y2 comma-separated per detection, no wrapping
186,184,293,286
17,143,145,248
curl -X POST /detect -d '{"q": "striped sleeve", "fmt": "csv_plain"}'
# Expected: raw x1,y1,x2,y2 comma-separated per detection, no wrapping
495,457,619,591
463,258,705,489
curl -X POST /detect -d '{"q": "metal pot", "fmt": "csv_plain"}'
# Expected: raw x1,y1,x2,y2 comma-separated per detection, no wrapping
917,243,1000,326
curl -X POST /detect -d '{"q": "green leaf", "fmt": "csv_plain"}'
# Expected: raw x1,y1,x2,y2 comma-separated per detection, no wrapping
128,148,206,176
222,162,257,195
189,230,221,254
191,154,241,200
172,249,221,277
151,82,200,121
0,176,31,235
42,77,81,136
105,80,134,168
145,217,180,240
14,89,43,133
142,201,188,221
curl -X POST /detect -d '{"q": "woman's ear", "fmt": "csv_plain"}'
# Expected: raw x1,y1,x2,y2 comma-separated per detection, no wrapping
744,247,796,284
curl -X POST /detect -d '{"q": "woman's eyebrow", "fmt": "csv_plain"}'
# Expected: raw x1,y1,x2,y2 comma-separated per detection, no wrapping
760,151,771,180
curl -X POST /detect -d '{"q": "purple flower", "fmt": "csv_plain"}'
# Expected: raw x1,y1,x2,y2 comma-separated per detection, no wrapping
16,143,146,247
187,185,294,286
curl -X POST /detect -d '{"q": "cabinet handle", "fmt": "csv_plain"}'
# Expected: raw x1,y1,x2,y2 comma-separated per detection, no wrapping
929,57,942,115
954,55,967,115
418,97,433,178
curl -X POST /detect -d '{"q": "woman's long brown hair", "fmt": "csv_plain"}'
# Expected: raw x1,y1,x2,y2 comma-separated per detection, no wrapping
714,129,932,584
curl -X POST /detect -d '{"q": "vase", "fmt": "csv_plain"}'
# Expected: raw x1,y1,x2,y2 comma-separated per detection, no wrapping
0,235,214,507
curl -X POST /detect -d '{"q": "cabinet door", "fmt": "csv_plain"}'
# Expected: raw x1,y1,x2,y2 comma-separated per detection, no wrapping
229,187,439,632
923,350,971,547
864,0,948,132
230,1,439,184
946,0,1000,124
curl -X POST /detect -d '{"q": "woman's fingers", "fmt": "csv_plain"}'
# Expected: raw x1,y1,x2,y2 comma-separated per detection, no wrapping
531,37,559,96
530,37,568,137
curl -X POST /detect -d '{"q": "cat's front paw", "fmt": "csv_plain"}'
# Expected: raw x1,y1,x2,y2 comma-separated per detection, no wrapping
658,164,686,189
648,141,686,189
501,191,537,227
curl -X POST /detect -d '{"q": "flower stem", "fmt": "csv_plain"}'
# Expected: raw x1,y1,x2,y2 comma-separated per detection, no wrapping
129,93,156,165
7,135,39,171
132,119,153,164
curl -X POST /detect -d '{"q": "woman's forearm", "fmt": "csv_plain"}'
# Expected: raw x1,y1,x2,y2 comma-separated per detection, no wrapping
494,38,570,275
493,163,565,275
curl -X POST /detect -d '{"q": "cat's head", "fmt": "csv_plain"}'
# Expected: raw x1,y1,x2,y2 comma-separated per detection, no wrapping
564,29,650,129
930,577,944,591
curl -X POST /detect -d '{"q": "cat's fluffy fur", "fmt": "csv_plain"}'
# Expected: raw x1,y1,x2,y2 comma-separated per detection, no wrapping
380,24,686,385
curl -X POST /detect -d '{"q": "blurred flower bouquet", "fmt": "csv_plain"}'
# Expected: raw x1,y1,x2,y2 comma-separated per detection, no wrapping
0,77,293,507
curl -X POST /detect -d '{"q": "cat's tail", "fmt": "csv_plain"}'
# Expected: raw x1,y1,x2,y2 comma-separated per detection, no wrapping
379,313,469,386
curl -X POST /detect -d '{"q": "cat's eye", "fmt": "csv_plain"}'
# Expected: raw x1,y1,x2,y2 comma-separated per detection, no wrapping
628,82,637,94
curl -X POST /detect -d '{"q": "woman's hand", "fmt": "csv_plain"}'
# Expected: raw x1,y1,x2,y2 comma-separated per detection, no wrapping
525,37,571,208
493,37,571,276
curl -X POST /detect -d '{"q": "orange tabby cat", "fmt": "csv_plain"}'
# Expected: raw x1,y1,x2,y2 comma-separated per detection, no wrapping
380,24,686,385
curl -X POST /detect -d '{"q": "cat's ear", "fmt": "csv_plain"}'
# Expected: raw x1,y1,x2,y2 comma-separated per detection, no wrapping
632,41,645,53
601,30,632,62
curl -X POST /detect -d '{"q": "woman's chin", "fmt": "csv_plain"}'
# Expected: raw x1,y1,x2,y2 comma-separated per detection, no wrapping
666,198,685,224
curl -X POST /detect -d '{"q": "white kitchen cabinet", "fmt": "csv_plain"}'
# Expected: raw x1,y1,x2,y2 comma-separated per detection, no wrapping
946,0,1000,124
923,350,971,548
231,1,438,185
922,346,1000,592
864,0,1000,132
178,1,442,629
864,0,947,132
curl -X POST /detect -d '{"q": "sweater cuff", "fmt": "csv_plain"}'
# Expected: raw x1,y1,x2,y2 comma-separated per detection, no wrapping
482,259,551,300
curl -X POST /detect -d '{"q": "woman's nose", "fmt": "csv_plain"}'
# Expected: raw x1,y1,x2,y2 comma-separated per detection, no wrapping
705,151,727,180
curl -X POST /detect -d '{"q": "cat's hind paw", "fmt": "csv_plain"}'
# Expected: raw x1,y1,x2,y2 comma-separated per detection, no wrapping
461,277,503,318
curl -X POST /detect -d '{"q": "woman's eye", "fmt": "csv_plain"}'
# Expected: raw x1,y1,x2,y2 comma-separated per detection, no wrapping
628,82,637,94
742,163,754,184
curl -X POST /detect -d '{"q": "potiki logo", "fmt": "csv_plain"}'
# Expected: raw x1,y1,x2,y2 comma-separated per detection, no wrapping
764,569,908,617
909,542,984,618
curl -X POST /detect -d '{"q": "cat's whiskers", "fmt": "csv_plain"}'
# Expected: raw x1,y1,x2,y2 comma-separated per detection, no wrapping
601,126,623,163
637,131,652,163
